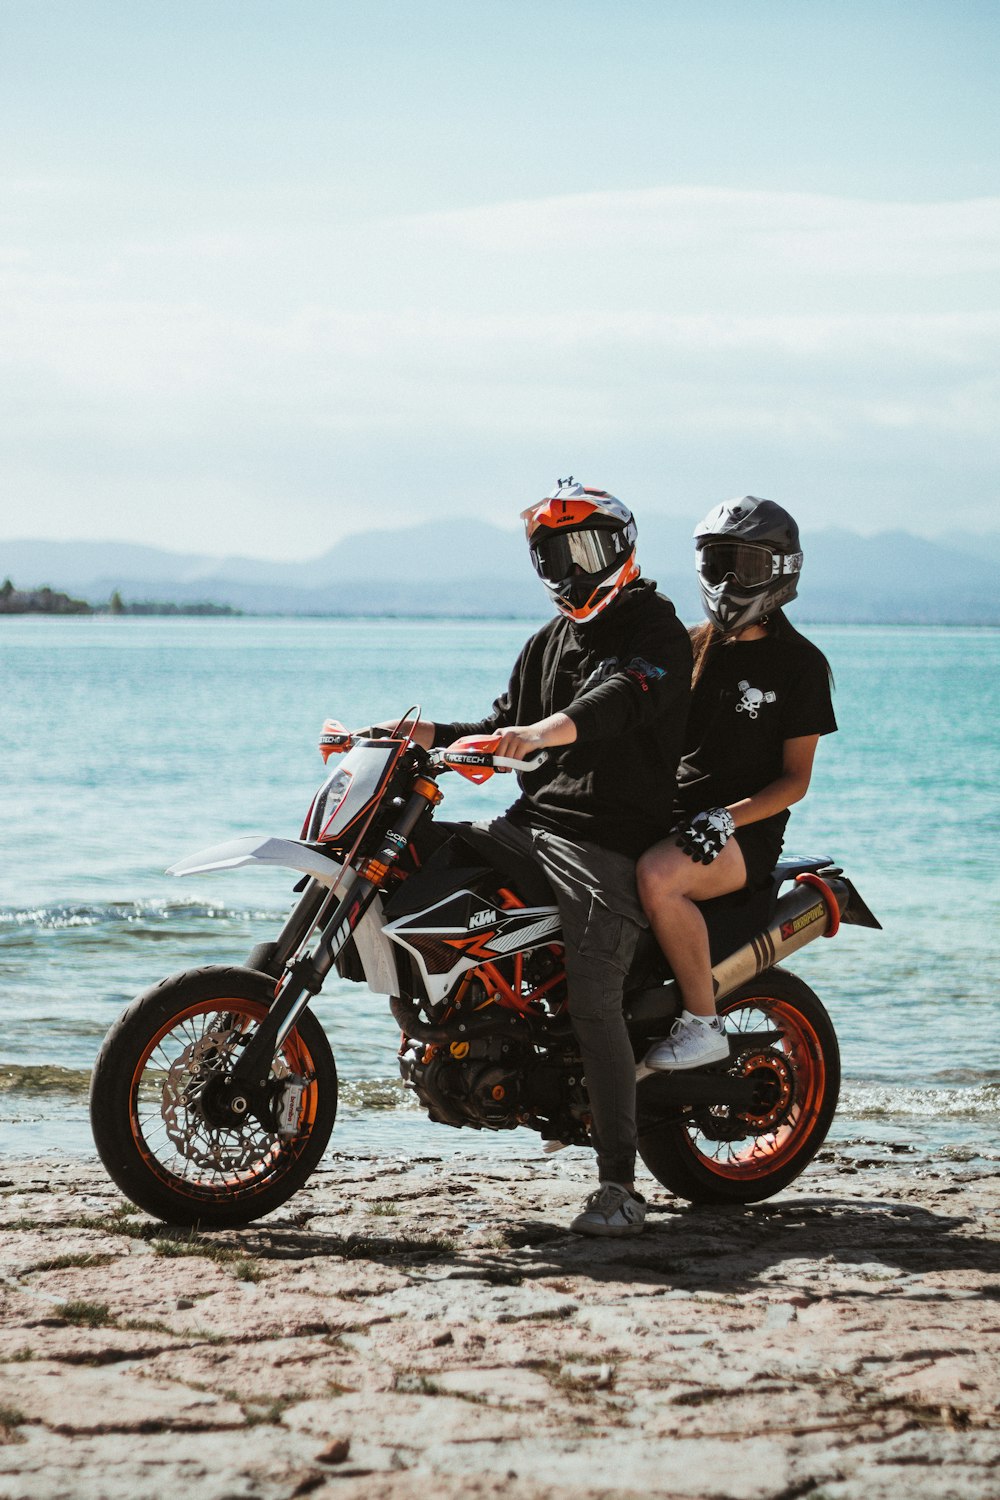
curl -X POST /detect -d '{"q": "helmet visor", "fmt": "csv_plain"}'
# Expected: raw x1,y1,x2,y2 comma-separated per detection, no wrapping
532,526,626,582
697,541,777,588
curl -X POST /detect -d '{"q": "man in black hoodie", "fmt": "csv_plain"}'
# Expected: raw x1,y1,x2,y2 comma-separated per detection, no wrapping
380,479,691,1234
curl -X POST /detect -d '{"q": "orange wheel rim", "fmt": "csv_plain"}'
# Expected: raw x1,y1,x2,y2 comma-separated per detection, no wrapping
127,997,320,1202
679,996,827,1181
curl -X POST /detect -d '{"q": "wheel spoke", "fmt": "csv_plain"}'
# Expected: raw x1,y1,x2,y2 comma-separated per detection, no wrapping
129,998,318,1200
680,994,825,1180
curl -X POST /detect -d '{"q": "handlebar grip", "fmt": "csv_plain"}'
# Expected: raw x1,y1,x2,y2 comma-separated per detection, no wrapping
491,751,549,772
435,745,548,782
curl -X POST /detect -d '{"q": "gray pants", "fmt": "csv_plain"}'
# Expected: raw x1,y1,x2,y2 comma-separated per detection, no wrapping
477,815,647,1185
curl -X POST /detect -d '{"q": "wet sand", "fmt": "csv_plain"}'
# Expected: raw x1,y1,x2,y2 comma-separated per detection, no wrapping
1,1137,998,1500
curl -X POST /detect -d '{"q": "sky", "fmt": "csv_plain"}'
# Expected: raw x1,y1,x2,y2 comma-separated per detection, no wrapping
0,0,997,560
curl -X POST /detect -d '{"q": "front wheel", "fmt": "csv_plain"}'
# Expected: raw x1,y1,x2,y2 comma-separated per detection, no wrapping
90,965,337,1227
637,968,840,1205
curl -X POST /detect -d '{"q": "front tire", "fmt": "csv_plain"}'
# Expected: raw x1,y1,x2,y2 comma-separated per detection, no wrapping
90,965,337,1227
637,968,839,1204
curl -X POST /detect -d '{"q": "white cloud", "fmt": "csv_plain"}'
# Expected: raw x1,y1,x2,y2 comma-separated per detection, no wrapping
401,187,1000,280
1,181,998,546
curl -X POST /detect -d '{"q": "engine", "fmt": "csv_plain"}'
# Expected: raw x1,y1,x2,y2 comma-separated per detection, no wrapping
398,1031,590,1146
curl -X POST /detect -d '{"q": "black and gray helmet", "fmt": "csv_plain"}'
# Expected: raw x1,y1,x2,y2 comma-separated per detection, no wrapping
694,496,803,633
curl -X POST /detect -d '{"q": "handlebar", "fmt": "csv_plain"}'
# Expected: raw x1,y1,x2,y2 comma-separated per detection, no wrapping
318,719,547,784
431,745,548,781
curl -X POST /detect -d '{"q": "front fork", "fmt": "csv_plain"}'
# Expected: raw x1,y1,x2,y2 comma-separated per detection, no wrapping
225,778,442,1117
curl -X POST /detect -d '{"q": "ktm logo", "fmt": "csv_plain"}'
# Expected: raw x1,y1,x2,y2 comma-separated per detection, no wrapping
469,908,498,930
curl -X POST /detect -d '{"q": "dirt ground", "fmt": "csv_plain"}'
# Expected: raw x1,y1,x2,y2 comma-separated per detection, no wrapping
1,1135,998,1500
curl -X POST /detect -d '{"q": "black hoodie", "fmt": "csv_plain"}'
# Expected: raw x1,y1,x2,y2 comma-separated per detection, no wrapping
433,579,692,857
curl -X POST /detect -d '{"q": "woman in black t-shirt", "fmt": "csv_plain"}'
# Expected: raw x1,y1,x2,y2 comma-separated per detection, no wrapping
636,497,836,1072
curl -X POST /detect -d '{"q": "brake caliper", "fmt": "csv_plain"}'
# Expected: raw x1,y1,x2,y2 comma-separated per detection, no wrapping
274,1077,308,1138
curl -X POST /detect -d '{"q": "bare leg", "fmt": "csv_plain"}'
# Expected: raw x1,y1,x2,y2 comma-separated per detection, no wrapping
636,839,748,1016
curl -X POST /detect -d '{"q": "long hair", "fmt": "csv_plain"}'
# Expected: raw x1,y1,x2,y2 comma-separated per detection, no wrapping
690,610,834,690
690,619,717,689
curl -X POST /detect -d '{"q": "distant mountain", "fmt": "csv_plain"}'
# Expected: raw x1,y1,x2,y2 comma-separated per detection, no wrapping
2,521,998,624
0,539,222,588
788,528,1000,625
948,530,1000,564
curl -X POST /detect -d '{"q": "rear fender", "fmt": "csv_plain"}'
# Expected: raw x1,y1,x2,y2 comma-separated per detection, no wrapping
834,877,882,930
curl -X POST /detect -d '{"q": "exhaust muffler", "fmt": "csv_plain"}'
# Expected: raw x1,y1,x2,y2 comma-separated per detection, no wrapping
625,870,848,1035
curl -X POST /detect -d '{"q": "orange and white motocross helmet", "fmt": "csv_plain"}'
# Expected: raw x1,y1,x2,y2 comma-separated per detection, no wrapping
521,477,639,624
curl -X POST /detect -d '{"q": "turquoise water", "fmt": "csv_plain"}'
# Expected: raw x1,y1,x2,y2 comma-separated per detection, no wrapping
1,617,998,1163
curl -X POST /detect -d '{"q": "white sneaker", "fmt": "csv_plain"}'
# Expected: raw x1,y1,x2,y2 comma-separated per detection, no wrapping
570,1182,647,1237
644,1015,730,1071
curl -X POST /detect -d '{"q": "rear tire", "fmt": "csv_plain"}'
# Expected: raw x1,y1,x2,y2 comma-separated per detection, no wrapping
637,968,839,1205
90,965,336,1227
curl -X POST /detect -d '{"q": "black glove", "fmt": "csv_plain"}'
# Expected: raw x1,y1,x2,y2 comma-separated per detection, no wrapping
674,807,736,864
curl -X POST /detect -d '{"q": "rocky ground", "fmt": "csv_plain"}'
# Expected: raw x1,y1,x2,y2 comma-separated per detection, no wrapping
0,1137,997,1500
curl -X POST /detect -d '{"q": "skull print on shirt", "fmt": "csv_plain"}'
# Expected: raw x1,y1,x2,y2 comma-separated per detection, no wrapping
735,680,777,719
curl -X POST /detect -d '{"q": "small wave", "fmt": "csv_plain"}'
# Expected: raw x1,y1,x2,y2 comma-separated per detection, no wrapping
3,1065,995,1126
926,1066,1000,1086
338,1078,416,1112
0,900,283,932
0,1065,415,1111
840,1081,999,1120
0,1065,92,1097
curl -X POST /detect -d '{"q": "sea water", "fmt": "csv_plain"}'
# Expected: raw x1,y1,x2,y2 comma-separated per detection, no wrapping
1,616,997,1166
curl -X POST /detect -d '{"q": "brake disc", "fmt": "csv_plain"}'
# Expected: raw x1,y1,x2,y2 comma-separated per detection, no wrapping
160,1025,283,1172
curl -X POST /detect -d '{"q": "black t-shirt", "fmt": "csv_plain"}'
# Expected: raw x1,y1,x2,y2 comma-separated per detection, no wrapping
676,626,837,850
433,579,692,857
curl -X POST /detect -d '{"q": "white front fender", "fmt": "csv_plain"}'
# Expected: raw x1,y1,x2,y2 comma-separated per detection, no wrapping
167,835,345,886
167,836,399,997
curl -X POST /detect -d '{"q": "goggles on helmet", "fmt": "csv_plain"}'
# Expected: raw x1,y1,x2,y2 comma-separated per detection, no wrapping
531,525,629,583
697,541,802,589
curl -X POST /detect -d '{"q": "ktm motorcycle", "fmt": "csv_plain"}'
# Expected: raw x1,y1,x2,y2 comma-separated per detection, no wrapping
90,711,880,1228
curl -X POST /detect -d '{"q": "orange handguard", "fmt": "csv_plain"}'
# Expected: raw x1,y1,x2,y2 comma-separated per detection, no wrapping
319,719,353,763
443,733,503,784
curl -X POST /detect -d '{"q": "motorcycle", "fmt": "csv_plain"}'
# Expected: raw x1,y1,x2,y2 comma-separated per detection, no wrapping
90,710,880,1228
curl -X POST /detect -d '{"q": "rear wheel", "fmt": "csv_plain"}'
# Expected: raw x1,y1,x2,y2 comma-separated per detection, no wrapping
90,966,337,1227
637,968,839,1204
